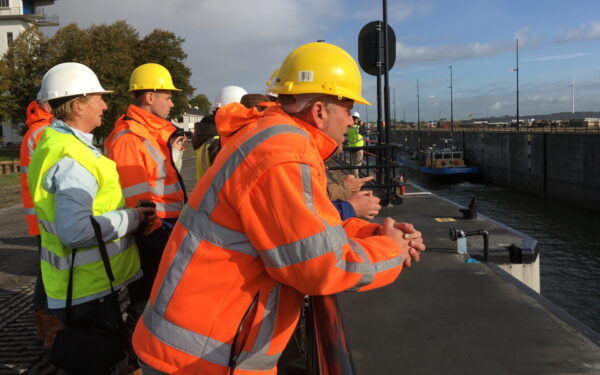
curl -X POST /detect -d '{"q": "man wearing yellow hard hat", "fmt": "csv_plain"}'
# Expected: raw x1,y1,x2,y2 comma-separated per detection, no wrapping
133,42,425,374
104,63,187,372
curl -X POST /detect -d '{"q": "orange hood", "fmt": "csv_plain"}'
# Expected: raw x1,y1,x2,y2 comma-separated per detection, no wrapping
215,102,279,145
25,101,53,128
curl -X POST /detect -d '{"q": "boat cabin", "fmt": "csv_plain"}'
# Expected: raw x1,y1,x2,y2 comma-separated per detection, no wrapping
421,149,465,168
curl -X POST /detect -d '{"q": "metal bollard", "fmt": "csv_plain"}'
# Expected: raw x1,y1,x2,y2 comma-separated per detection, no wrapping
449,227,490,261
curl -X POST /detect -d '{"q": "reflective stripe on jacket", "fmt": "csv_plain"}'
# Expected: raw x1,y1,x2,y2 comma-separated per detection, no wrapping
20,101,53,236
105,105,186,232
133,106,404,374
346,124,364,147
28,127,140,308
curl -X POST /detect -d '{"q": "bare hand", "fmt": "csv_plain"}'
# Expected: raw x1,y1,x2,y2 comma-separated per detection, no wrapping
172,135,185,151
343,175,374,192
378,218,426,267
347,190,381,220
393,222,425,253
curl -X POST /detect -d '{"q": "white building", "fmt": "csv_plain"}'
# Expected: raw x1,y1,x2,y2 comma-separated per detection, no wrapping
0,0,58,57
1,0,58,146
172,108,205,133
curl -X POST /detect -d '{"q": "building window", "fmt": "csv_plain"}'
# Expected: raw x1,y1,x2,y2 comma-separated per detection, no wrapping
0,0,9,8
7,32,13,46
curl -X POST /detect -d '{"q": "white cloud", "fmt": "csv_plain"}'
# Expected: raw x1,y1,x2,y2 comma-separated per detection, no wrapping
396,40,514,63
350,2,431,23
514,28,543,49
396,28,542,64
555,21,600,43
525,53,588,62
491,101,509,111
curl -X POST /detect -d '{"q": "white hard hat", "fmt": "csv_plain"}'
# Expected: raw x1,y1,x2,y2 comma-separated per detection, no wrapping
38,62,113,101
352,111,360,119
211,85,247,111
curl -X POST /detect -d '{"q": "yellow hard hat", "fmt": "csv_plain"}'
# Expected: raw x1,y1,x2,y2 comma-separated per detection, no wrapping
265,67,279,95
270,42,370,105
129,63,181,92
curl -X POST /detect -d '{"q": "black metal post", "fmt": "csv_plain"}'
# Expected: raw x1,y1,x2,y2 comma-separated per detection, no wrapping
515,38,520,131
417,79,421,151
449,65,453,134
383,0,392,204
376,21,383,183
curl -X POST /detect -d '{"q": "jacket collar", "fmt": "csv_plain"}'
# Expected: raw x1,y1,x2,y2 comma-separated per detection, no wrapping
50,119,101,157
263,106,339,161
123,105,175,145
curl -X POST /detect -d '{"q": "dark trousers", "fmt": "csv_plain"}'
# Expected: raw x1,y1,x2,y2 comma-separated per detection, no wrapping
126,219,175,367
50,294,128,374
33,235,48,312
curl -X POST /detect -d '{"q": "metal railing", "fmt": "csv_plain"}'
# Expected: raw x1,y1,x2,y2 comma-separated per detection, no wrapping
329,141,405,206
0,7,58,25
391,125,600,134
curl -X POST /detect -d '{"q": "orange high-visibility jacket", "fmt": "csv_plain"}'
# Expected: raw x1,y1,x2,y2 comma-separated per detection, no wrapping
20,101,53,236
133,106,405,374
105,105,186,233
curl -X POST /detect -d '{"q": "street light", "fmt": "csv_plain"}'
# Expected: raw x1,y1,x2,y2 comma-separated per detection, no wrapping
417,79,422,151
512,38,520,131
449,65,453,134
393,88,397,126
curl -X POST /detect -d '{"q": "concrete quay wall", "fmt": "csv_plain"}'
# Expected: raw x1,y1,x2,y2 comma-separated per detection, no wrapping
390,129,600,210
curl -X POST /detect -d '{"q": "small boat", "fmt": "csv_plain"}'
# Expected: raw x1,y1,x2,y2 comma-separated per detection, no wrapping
397,140,480,176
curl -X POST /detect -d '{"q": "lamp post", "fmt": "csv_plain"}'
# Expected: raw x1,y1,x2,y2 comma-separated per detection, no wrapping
393,88,397,126
449,65,454,134
417,79,422,151
512,38,520,131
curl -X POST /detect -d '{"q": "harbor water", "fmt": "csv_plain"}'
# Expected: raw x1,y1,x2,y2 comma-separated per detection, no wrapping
401,170,600,334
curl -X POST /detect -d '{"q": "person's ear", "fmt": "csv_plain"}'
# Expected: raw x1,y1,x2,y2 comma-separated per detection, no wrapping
144,91,154,105
71,98,84,116
310,100,327,130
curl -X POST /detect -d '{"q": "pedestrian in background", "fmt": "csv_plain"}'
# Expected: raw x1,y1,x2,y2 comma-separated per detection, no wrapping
19,99,63,349
347,111,365,177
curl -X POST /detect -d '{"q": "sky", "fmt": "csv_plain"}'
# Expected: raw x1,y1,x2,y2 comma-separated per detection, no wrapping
40,0,600,122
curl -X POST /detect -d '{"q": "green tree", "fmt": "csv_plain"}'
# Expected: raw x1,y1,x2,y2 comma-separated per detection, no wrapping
44,23,90,66
0,26,48,123
86,21,139,140
188,94,211,115
0,21,196,143
0,62,18,122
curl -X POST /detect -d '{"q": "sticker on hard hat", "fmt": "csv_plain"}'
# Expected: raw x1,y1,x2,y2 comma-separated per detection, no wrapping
298,71,314,82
